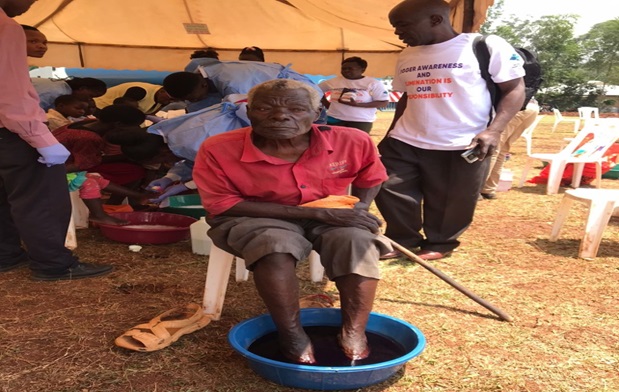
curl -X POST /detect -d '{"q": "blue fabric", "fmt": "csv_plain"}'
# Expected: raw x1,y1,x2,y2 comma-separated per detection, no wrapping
31,78,72,111
185,59,323,97
147,101,250,161
186,92,224,113
167,160,194,182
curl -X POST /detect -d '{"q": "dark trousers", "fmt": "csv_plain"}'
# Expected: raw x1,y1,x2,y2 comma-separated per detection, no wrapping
326,118,373,133
375,137,490,253
0,128,78,273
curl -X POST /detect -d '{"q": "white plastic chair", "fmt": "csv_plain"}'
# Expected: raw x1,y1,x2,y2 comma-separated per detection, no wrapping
518,122,619,194
577,106,599,127
549,188,619,259
519,115,546,156
551,108,580,133
202,245,325,320
518,121,592,192
559,121,619,192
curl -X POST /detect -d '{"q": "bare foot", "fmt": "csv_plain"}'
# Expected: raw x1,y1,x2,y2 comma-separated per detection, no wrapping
338,332,370,361
90,215,129,226
279,331,316,364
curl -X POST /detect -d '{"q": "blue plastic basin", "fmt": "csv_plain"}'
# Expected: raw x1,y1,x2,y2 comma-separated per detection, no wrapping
228,308,425,390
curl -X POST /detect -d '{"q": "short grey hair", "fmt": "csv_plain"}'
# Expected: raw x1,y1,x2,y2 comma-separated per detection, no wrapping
247,79,321,111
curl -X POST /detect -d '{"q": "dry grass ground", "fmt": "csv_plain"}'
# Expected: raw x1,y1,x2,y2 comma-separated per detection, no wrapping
1,112,618,392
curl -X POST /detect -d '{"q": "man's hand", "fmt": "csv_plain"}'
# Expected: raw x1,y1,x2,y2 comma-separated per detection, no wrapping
318,208,383,233
36,143,70,166
466,128,502,161
338,97,358,107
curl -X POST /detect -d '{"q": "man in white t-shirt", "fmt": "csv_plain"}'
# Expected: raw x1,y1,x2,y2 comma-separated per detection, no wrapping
319,57,389,133
375,0,525,261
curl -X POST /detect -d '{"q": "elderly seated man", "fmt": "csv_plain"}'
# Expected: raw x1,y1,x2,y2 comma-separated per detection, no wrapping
194,79,392,364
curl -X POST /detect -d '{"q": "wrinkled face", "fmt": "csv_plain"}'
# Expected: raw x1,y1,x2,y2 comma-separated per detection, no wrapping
248,88,320,140
341,62,365,80
3,0,37,17
389,6,433,47
58,101,88,118
25,29,47,58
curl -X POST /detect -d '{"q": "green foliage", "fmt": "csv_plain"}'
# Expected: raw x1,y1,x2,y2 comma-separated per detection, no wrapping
480,0,504,35
580,19,619,85
481,7,618,111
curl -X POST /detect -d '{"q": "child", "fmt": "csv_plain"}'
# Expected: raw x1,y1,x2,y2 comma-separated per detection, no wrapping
67,172,156,225
46,95,89,131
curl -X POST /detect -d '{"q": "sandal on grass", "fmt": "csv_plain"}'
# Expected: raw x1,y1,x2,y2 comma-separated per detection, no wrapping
115,303,212,352
299,294,335,309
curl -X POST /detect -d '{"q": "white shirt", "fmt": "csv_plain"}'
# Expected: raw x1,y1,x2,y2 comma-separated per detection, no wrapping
319,76,388,122
390,33,525,150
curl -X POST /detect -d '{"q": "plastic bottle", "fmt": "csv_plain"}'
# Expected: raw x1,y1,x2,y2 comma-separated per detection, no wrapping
497,168,513,192
190,217,212,255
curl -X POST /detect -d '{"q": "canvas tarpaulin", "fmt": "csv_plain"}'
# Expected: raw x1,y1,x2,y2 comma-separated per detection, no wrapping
16,0,494,77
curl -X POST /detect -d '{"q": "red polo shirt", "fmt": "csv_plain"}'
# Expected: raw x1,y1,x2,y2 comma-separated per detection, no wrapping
194,124,387,216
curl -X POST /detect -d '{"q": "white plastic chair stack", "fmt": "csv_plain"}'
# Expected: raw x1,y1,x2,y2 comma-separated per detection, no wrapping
549,188,619,259
202,245,325,320
551,108,580,133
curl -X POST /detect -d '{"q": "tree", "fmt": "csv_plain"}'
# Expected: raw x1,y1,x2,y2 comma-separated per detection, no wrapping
529,15,583,89
481,7,602,111
480,0,504,35
581,19,619,86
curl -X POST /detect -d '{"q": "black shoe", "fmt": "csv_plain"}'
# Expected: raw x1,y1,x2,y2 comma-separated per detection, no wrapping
31,262,113,281
480,193,497,200
0,258,29,272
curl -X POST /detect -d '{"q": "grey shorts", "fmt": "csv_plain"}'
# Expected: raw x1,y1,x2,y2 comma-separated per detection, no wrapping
206,216,392,280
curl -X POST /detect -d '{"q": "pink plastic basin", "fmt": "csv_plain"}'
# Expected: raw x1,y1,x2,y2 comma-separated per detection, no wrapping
98,212,197,244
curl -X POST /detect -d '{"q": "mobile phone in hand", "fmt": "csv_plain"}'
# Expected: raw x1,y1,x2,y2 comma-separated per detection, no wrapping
461,145,481,163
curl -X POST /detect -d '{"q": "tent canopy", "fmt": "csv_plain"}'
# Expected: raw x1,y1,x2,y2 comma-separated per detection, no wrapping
16,0,493,77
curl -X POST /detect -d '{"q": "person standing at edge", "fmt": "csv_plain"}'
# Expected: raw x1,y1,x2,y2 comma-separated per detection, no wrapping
375,0,525,261
0,0,113,280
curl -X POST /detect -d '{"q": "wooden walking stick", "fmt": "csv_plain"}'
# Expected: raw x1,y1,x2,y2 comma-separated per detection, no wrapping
387,238,514,322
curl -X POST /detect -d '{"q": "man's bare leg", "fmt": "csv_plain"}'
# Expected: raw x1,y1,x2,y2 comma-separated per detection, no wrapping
252,253,315,364
334,274,378,360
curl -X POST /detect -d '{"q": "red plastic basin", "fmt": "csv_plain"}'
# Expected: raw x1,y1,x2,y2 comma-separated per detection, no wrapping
98,212,197,244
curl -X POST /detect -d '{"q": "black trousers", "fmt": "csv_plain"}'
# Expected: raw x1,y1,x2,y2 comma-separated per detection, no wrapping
0,128,78,273
326,118,373,133
375,137,490,253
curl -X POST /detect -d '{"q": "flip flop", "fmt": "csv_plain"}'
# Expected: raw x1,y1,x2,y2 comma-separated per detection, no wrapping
115,303,212,352
299,294,335,309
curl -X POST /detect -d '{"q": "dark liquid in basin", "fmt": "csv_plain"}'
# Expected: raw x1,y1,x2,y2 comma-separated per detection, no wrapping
248,326,406,366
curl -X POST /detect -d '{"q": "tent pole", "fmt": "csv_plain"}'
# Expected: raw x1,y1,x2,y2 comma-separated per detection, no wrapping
77,43,85,68
462,0,475,32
